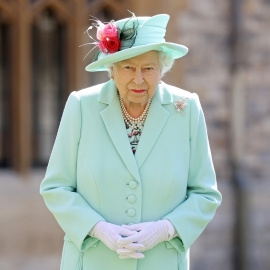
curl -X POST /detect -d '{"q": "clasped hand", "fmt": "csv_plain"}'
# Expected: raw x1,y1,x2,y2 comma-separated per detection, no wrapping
91,220,173,259
117,220,171,258
90,221,144,259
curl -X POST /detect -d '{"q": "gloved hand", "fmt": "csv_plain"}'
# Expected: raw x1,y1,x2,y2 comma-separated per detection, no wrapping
90,221,144,258
117,247,145,259
117,219,175,253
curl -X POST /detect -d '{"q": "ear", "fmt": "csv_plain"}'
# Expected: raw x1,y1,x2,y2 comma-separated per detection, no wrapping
110,66,114,79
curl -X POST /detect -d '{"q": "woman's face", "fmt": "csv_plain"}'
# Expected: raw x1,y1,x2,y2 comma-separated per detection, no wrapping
111,51,162,107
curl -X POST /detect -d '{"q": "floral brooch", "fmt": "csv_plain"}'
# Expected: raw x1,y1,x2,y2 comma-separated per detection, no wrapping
174,97,189,116
82,11,139,61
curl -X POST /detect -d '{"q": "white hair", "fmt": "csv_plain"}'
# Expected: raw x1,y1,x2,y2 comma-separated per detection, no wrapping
158,51,175,77
105,50,175,79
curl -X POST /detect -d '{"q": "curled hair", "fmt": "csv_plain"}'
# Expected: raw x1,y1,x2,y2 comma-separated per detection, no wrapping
105,50,175,79
158,51,175,77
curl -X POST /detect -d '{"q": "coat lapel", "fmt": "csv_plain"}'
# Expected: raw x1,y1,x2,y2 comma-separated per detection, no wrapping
135,83,171,168
99,81,141,182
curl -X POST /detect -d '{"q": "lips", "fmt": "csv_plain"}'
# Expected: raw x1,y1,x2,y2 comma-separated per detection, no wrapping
130,89,146,93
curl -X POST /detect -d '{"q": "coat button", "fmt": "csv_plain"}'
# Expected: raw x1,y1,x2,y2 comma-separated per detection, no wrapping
127,209,136,217
127,195,136,204
128,181,137,189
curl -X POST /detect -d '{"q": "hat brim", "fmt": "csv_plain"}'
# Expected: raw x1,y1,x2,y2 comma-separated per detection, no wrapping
85,42,188,72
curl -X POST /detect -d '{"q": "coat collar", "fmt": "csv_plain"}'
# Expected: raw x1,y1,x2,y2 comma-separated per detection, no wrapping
99,81,141,182
154,81,174,105
98,80,118,104
99,80,171,180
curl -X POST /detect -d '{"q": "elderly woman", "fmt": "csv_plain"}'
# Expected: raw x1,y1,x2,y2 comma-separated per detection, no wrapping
40,13,222,270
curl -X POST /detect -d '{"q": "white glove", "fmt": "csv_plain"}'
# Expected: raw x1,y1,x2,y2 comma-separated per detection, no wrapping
117,220,175,253
117,248,145,259
90,221,144,258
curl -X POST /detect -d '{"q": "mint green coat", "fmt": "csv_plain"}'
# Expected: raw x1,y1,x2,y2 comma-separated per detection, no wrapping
40,80,222,270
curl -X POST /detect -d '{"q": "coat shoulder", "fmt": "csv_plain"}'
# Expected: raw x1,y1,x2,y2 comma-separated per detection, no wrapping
159,82,201,116
159,82,198,110
75,82,105,99
73,80,117,105
162,82,194,100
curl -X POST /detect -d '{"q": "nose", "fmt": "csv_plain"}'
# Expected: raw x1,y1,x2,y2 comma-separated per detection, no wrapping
133,69,144,85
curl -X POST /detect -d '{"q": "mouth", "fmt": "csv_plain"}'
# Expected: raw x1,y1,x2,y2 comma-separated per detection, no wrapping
130,89,146,93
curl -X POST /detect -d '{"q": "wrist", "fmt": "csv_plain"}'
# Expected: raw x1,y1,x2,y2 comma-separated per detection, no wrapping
162,219,176,241
89,220,106,237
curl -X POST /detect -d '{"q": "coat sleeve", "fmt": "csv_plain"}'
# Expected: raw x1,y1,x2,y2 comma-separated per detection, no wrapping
163,93,222,252
40,91,104,251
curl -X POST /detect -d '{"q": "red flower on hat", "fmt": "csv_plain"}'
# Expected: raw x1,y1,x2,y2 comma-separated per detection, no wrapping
98,37,121,54
96,22,121,54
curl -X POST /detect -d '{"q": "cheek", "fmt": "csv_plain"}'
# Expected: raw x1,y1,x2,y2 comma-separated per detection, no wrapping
150,75,161,87
114,76,129,97
114,78,123,91
148,76,161,94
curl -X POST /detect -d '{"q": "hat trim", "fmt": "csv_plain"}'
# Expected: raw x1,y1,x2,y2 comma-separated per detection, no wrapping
85,42,188,72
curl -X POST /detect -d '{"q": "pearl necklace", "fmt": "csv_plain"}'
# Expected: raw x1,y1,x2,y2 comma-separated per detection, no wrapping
119,94,152,130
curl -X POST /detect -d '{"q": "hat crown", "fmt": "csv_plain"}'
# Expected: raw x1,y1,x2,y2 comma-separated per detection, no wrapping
116,14,169,29
116,14,170,50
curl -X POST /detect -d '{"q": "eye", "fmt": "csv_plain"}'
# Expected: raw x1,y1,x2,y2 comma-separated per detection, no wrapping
145,67,154,71
124,66,132,70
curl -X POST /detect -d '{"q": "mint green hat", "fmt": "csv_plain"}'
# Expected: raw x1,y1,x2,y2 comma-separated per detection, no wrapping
85,14,188,72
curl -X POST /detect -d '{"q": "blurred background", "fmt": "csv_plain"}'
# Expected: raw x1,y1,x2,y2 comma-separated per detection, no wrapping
0,0,269,269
